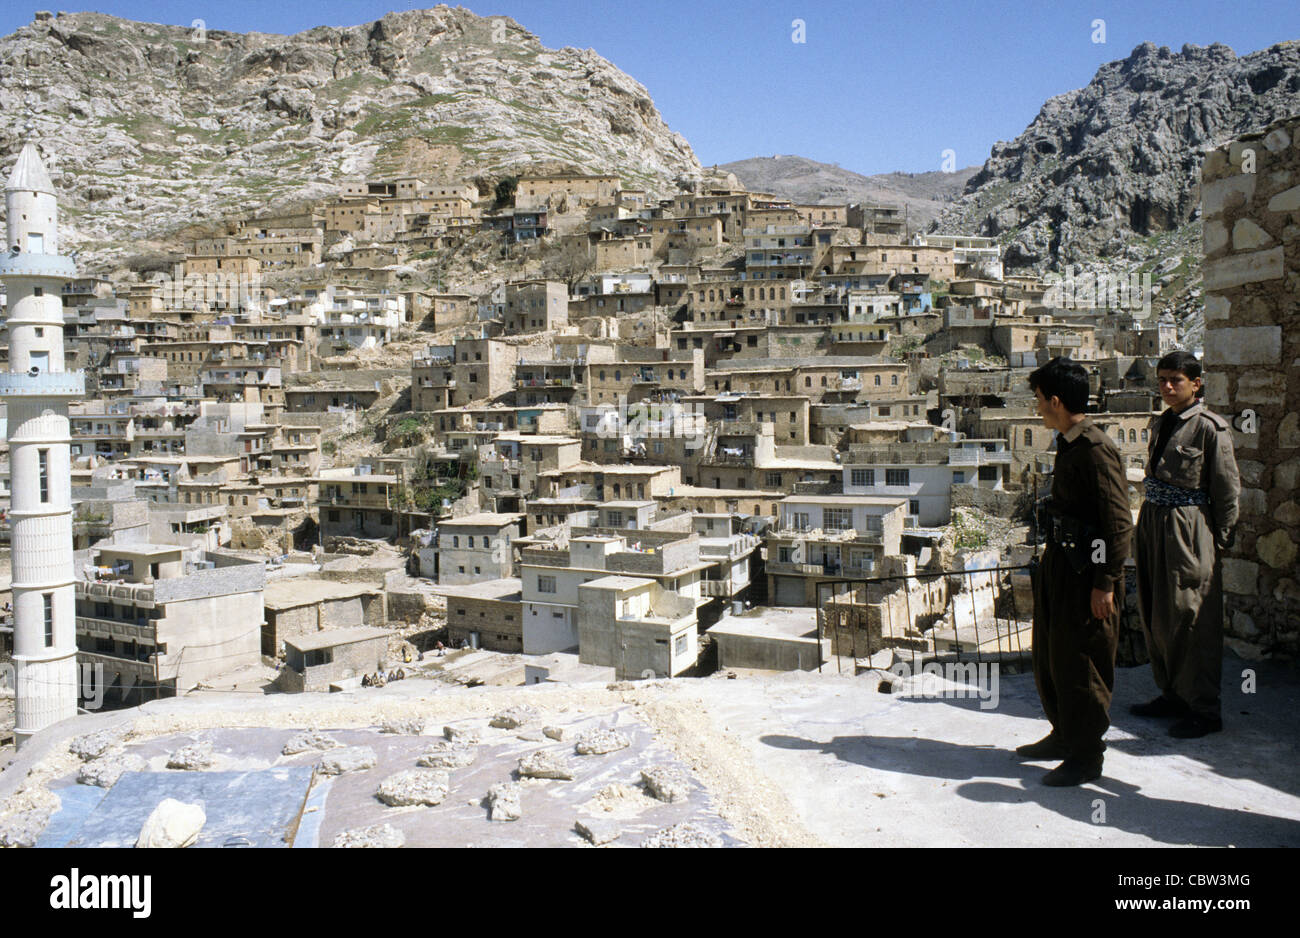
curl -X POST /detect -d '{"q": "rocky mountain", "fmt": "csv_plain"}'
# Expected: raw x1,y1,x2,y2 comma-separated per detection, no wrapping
718,154,978,229
0,7,703,269
935,40,1300,271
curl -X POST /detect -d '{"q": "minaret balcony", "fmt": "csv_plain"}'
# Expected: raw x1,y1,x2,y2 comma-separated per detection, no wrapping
0,370,86,397
0,253,76,279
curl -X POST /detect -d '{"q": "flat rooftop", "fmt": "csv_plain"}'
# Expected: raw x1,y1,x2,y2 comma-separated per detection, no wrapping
97,544,185,558
433,577,523,602
437,512,524,527
7,651,1295,849
264,578,381,610
710,606,818,641
580,574,655,592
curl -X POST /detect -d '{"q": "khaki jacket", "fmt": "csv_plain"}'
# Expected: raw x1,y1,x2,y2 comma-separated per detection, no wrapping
1051,417,1134,593
1145,401,1241,549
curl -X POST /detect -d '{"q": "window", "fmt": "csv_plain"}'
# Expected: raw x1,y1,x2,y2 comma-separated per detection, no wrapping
305,648,333,668
43,593,54,646
675,634,688,655
1024,429,1033,447
38,449,49,503
538,575,556,593
766,472,782,487
886,468,910,487
824,508,851,530
851,468,875,487
953,471,966,484
978,466,998,481
909,499,920,516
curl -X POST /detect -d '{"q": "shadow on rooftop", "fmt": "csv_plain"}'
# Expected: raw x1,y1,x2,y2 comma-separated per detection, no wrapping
865,653,1300,803
761,733,1300,847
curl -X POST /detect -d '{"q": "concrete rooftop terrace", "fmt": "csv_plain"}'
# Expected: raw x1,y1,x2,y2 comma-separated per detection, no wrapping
1,655,1297,847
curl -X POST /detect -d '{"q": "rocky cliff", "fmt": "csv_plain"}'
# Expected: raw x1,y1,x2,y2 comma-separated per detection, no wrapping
0,7,702,268
935,41,1300,271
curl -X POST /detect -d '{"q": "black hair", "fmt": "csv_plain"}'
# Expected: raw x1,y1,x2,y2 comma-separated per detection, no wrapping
1028,356,1090,415
1156,349,1204,397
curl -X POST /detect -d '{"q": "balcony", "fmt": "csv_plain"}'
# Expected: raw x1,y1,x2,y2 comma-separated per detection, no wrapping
766,561,830,576
77,579,157,607
323,491,393,510
700,579,733,597
76,615,156,642
707,450,754,466
772,527,883,545
76,649,159,681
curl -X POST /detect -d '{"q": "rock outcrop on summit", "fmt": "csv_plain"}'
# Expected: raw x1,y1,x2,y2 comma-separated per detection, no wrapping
0,7,702,268
935,41,1300,270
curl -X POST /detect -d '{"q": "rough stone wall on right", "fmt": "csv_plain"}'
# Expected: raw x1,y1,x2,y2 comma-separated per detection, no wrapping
1201,115,1300,656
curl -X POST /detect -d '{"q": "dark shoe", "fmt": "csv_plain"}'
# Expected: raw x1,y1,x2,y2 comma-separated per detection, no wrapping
1168,715,1223,739
1129,695,1189,718
1015,733,1070,760
1042,757,1103,787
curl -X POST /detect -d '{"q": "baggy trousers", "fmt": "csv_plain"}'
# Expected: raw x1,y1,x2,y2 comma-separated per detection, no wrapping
1031,545,1120,759
1135,502,1224,720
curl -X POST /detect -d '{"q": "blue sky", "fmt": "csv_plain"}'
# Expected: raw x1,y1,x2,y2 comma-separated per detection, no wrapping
5,1,1298,174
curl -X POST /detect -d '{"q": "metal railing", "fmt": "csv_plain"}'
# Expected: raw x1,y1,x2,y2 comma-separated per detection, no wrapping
814,564,1034,675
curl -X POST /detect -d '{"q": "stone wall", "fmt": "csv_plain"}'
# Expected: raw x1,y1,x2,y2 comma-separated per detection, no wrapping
1200,115,1300,656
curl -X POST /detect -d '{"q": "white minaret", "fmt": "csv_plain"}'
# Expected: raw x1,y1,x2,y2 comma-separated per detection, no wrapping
1,132,83,748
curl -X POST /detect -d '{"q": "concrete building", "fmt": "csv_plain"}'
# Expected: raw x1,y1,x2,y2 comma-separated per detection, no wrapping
841,433,1013,527
519,526,707,656
432,512,523,584
261,578,385,657
504,280,568,334
439,577,524,653
279,626,389,692
765,495,907,606
577,575,698,679
710,606,828,672
75,545,266,702
0,138,85,746
317,466,400,539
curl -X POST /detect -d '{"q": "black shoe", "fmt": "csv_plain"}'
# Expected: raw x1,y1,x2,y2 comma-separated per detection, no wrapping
1129,695,1188,718
1042,757,1103,787
1168,715,1223,738
1015,734,1070,760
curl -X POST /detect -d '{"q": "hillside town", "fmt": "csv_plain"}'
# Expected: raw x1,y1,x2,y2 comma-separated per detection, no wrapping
0,144,1192,732
0,0,1296,858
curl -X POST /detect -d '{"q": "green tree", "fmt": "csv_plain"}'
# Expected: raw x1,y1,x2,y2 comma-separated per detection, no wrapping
493,176,518,209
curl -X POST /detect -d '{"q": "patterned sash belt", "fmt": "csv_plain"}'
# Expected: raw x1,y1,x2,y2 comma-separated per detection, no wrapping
1143,476,1209,507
